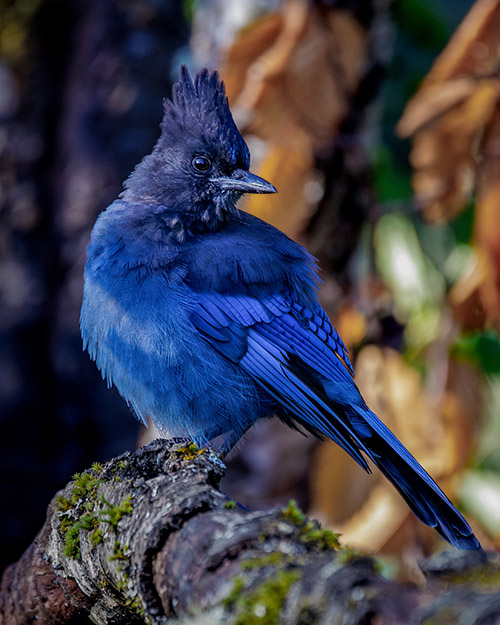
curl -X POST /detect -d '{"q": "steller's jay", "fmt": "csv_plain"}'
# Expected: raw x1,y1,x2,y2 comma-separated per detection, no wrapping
81,66,480,550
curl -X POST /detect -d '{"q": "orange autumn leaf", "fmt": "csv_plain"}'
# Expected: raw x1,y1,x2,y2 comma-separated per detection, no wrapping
397,0,500,222
333,302,367,350
399,78,500,222
220,0,369,239
418,0,500,85
243,142,314,237
475,176,500,321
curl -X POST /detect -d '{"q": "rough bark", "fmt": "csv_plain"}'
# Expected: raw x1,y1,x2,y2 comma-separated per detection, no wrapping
1,439,499,625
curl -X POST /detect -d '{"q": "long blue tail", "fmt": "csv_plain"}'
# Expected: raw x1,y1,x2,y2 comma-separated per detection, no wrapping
351,405,481,550
257,350,481,550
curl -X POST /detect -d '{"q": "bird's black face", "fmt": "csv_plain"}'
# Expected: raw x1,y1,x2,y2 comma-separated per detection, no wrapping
122,67,276,227
137,139,275,219
185,144,276,202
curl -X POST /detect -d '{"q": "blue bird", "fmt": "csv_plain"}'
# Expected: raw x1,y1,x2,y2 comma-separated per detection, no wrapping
81,66,481,550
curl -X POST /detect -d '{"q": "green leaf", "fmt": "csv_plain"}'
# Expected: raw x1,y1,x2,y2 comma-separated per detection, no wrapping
392,0,450,50
374,214,445,317
372,146,413,203
452,331,500,374
460,470,500,536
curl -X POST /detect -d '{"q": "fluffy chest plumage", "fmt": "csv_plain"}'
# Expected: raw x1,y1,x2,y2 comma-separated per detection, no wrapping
81,259,258,442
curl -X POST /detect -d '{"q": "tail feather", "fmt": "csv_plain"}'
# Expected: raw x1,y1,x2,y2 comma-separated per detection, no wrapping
255,349,480,549
356,407,481,550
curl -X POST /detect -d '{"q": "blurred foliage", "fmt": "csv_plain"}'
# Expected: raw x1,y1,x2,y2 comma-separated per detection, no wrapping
453,331,500,375
392,0,450,51
392,0,500,553
376,0,500,559
374,213,445,351
0,0,44,61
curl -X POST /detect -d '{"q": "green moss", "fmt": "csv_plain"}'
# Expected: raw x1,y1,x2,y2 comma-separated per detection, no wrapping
108,539,130,562
110,541,131,596
80,513,96,531
436,567,500,587
241,552,288,570
71,471,104,503
99,494,133,528
57,467,133,561
282,500,306,526
299,522,340,550
63,525,83,559
126,594,145,618
56,496,74,535
223,569,301,624
57,469,105,560
61,513,97,558
176,442,205,459
336,547,368,566
222,577,245,607
281,500,340,551
223,500,236,509
90,527,103,546
116,566,130,591
56,494,72,513
117,568,143,618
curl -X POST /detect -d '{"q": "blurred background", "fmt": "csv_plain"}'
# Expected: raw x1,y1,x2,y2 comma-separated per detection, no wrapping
1,0,500,580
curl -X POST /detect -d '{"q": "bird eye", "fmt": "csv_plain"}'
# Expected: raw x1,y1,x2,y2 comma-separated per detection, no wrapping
192,155,211,172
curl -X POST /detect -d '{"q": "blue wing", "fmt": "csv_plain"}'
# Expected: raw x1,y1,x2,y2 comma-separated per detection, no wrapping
190,291,481,551
191,291,370,470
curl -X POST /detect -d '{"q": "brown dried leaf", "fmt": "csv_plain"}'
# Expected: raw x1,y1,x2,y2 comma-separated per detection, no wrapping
310,435,375,527
221,1,368,236
475,176,500,321
222,13,284,102
225,0,309,117
398,0,500,223
448,249,489,330
446,108,500,325
336,483,410,552
419,0,500,86
333,302,368,350
225,4,363,145
397,77,477,138
403,78,500,222
240,140,314,237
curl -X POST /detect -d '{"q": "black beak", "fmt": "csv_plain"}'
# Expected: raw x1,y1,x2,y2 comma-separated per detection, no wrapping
211,169,277,194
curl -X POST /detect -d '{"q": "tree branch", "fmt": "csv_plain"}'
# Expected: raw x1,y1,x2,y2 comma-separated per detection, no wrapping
1,439,499,625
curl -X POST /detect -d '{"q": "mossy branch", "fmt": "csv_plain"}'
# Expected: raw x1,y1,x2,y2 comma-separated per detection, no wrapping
0,439,498,625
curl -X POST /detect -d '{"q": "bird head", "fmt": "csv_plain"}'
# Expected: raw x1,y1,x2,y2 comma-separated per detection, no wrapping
122,66,276,228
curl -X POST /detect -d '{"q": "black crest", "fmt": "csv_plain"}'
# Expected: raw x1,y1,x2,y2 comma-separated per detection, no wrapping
158,66,250,170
